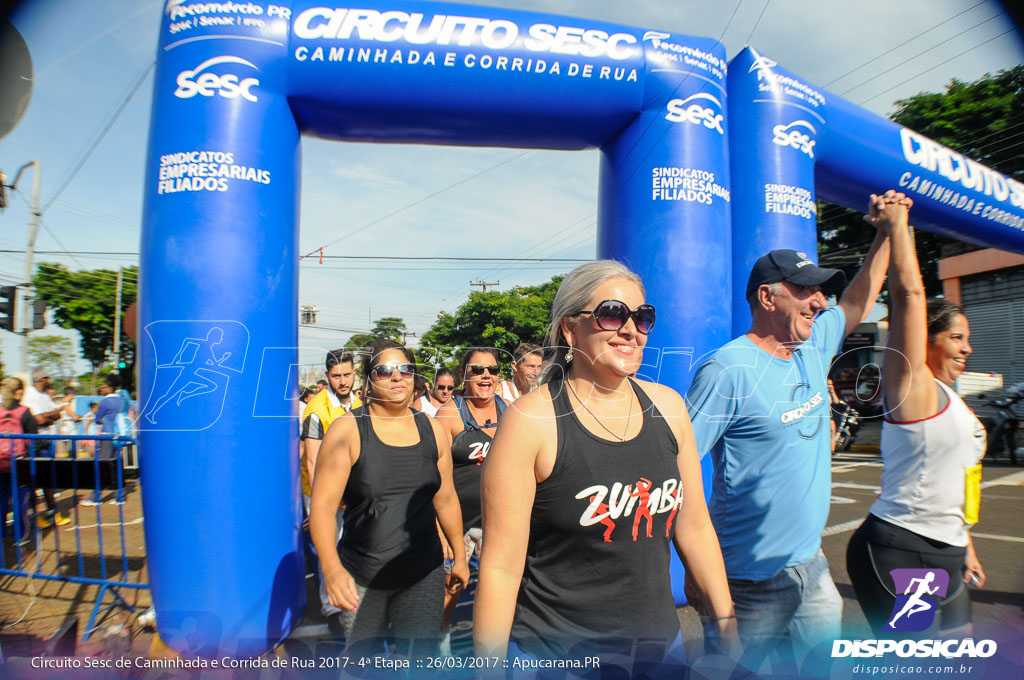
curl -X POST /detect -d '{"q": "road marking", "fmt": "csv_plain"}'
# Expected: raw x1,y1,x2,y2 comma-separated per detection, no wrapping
822,519,863,537
833,462,883,473
980,470,1024,488
830,496,856,505
970,532,1024,544
62,517,145,531
833,453,882,461
832,482,882,492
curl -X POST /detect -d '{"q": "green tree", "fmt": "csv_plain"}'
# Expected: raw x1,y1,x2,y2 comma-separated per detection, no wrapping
818,66,1024,296
344,334,375,351
344,317,413,353
26,334,78,380
371,317,408,342
420,276,563,366
32,264,137,390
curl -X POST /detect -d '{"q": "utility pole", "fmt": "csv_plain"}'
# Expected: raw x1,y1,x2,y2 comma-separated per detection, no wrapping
112,268,123,370
6,160,41,372
470,280,500,293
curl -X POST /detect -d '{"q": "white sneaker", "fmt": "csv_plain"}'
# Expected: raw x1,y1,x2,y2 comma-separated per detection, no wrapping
439,633,452,657
79,498,101,507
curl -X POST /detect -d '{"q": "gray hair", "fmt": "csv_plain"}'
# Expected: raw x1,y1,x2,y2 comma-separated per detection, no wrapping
747,281,784,315
541,260,645,384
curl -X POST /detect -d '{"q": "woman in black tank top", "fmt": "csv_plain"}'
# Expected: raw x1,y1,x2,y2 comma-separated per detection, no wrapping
435,347,506,650
474,261,737,671
309,339,469,656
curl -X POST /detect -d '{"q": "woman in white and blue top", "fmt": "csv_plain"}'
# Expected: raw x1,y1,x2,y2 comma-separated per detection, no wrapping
846,190,986,637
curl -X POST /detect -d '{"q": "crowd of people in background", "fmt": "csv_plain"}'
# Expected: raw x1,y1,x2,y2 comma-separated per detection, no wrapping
292,189,989,676
0,369,137,533
0,189,989,676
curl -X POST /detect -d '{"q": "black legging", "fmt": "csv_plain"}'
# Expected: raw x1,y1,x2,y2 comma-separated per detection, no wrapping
847,514,970,635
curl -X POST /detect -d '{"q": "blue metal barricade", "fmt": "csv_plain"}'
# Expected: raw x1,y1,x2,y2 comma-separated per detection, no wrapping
0,432,148,641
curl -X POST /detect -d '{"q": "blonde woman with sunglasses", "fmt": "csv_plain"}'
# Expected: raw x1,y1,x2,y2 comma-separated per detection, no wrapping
474,260,735,670
310,339,468,657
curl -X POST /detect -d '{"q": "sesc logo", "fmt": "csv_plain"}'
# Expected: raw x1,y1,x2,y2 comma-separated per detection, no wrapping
174,56,260,103
665,93,724,134
772,120,816,158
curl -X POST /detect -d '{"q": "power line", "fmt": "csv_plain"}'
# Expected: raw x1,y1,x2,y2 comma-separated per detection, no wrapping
857,28,1017,106
299,150,534,260
822,1,988,87
717,0,744,43
43,60,155,213
3,249,587,263
743,0,771,45
840,11,1005,97
39,220,85,270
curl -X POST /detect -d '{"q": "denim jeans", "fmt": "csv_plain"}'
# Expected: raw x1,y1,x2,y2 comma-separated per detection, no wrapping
719,549,842,675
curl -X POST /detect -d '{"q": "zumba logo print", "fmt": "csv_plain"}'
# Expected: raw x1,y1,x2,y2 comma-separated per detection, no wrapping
468,441,489,465
885,569,950,633
577,478,683,543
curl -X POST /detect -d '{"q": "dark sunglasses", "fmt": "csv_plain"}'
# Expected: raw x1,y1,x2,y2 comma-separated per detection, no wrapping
435,385,454,392
370,363,416,379
574,299,656,334
467,364,500,376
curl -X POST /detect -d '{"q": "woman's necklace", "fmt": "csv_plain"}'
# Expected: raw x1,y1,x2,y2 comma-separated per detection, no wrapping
565,378,633,442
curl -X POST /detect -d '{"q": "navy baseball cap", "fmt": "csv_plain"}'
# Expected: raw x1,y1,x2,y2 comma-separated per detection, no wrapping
745,249,846,299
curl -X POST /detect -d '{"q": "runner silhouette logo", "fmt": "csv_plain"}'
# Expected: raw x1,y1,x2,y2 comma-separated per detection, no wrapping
884,568,950,633
140,321,249,431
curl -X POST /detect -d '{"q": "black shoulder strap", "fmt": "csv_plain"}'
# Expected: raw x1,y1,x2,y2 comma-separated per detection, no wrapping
627,377,657,414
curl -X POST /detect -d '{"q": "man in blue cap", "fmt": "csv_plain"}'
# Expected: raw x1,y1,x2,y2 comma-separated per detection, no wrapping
686,205,891,671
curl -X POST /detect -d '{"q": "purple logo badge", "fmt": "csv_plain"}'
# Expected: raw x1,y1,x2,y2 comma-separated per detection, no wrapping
884,569,950,632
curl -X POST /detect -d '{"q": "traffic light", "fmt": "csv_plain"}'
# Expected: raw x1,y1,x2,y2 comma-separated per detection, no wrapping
118,360,127,369
0,286,16,333
32,298,46,329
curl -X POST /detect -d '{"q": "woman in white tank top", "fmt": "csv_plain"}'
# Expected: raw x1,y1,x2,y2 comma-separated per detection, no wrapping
846,191,986,637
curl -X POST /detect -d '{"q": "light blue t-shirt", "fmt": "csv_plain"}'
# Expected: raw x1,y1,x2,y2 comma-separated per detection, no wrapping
685,305,846,580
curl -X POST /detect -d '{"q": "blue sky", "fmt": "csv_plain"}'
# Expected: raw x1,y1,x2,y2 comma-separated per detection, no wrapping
1,0,1022,381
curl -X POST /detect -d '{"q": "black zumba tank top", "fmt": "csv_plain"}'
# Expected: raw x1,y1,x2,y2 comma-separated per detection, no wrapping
450,395,506,530
340,406,443,589
510,378,683,660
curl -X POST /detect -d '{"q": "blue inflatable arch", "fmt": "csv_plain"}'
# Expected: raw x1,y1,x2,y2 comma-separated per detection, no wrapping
142,0,1024,657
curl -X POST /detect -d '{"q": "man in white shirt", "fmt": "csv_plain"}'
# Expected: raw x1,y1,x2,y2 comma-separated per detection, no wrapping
496,343,543,403
21,368,69,526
